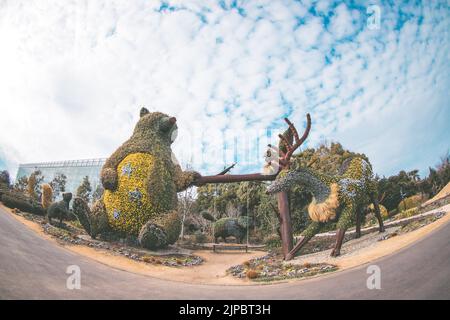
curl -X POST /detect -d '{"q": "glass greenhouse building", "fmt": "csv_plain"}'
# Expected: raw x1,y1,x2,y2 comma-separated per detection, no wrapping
16,158,106,197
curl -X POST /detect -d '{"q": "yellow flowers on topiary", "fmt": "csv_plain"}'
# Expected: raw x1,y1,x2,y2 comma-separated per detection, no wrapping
104,153,175,235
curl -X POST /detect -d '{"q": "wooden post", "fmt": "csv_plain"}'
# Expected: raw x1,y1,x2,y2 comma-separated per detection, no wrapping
193,173,276,186
277,191,293,257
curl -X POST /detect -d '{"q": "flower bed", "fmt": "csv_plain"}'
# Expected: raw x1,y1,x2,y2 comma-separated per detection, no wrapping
227,252,337,282
9,208,203,267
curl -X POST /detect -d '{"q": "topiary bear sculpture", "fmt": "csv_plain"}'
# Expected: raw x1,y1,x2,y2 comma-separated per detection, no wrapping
72,108,200,250
202,212,251,244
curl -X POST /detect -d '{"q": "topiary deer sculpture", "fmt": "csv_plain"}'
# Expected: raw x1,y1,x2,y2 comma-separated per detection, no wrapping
267,156,385,259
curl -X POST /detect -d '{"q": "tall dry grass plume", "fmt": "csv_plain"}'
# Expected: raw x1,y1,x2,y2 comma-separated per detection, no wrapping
41,183,53,210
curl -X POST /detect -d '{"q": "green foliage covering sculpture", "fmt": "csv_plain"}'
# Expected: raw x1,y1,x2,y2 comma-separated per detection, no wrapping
202,212,251,243
72,108,200,250
47,192,73,224
267,156,385,258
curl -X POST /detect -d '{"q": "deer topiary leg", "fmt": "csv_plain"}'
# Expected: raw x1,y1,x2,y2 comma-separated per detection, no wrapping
355,207,363,238
138,210,181,250
331,203,355,257
285,221,323,260
370,195,385,232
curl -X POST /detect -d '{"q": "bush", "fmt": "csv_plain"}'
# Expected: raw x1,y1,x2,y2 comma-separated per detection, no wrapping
246,269,260,279
264,234,281,249
396,207,419,220
0,170,10,186
194,231,207,244
249,229,264,244
367,203,389,219
1,190,44,215
398,195,423,212
0,183,10,199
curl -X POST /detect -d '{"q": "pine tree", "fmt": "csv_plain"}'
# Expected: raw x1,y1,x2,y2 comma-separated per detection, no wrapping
14,176,28,192
76,176,92,203
50,173,67,200
91,184,104,203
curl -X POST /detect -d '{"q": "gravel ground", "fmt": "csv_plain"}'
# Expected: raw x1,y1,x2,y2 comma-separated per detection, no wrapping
288,211,447,266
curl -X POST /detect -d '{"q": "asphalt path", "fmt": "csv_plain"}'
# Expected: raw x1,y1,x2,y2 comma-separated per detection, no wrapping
0,206,449,299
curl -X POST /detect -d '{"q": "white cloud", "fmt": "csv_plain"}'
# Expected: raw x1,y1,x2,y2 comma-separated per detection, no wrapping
0,0,448,181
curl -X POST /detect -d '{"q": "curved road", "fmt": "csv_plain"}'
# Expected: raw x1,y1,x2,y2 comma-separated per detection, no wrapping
0,206,449,299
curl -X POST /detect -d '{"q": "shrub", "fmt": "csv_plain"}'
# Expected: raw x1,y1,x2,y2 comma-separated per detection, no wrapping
0,170,10,186
1,190,44,215
397,207,419,220
194,231,207,244
264,234,281,249
0,183,10,199
398,195,423,212
246,269,259,279
367,203,389,219
142,256,153,263
249,229,264,244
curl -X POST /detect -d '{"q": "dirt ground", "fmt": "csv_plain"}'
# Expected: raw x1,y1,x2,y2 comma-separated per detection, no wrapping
3,203,450,285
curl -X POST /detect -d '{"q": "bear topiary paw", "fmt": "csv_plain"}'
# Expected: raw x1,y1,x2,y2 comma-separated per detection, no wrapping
138,222,168,250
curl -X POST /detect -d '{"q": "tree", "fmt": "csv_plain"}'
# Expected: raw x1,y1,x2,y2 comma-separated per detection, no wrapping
377,170,421,211
178,186,196,239
254,190,279,236
49,173,67,200
92,184,104,203
14,176,28,192
76,176,92,203
0,170,11,187
196,183,241,218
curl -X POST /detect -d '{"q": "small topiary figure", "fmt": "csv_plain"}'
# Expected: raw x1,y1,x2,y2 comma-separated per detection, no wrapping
202,212,250,244
47,192,72,224
72,108,200,250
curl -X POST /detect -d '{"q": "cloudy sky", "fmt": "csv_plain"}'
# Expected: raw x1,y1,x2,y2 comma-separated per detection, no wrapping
0,0,449,181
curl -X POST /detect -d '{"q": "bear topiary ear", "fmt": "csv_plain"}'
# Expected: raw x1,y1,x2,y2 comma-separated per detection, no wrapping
140,107,150,117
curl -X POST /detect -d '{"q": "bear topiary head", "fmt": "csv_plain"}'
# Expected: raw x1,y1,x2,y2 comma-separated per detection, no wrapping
133,107,178,146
